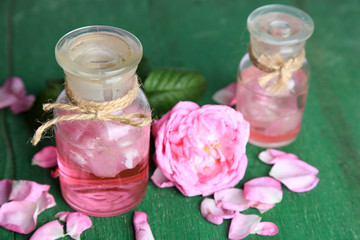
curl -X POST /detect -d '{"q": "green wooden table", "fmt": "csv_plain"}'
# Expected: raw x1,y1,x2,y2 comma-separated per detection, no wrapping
1,0,359,239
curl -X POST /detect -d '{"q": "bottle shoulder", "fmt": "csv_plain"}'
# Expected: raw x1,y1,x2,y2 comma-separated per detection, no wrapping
238,53,310,95
56,87,151,116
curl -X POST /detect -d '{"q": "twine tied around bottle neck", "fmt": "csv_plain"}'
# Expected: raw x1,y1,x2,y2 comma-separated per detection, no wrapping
248,44,305,94
31,78,152,146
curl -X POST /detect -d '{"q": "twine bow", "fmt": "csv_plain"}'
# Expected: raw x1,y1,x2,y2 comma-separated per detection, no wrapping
248,44,305,94
31,79,152,146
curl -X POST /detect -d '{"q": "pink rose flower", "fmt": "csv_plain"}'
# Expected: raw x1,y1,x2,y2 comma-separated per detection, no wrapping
152,101,250,197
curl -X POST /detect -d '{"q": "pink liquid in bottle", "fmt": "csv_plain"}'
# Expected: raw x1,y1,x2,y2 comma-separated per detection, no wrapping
236,5,314,147
236,66,308,147
54,26,151,216
55,101,150,217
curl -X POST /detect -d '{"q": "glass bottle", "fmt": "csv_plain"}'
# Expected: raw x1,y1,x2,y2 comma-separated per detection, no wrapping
236,5,314,148
54,26,151,217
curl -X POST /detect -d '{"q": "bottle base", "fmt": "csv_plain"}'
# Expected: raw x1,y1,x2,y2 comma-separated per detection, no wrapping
62,193,145,217
57,161,149,217
249,137,297,148
248,127,300,148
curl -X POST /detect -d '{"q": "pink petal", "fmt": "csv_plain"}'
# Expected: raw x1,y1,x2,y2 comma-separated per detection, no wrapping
244,177,282,213
151,167,175,188
55,211,69,222
0,77,35,114
214,188,250,212
55,212,92,239
9,180,50,202
7,77,26,97
200,198,234,225
10,94,35,114
244,177,283,204
0,92,17,108
258,149,298,164
0,77,25,99
133,211,155,240
228,213,261,240
51,167,60,179
212,82,237,106
0,180,56,234
30,220,64,240
247,201,275,214
250,222,279,236
37,192,57,214
32,146,58,168
0,179,12,205
0,200,38,234
270,159,319,192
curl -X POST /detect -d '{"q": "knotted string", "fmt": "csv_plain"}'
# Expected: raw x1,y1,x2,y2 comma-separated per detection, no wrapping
248,44,305,94
31,78,152,146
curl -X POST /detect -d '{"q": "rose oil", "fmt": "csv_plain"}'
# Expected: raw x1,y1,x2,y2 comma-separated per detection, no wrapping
236,5,314,147
237,66,308,147
54,26,151,216
55,112,150,217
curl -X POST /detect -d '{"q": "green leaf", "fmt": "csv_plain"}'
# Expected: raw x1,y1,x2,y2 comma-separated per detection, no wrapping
26,81,63,130
144,68,207,115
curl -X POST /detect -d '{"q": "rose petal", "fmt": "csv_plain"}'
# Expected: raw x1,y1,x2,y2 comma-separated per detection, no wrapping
37,192,57,214
133,211,155,240
51,167,60,179
0,200,38,234
32,146,58,168
55,211,69,222
250,222,279,236
270,159,319,192
228,213,261,240
212,83,237,106
214,188,250,212
258,149,298,165
243,177,282,213
0,180,56,234
244,177,282,204
151,167,175,188
0,77,35,114
152,101,199,138
30,220,64,240
66,213,92,239
5,77,26,97
247,201,275,214
0,77,25,105
55,212,92,239
0,179,12,206
10,94,35,114
0,92,17,109
9,180,50,202
200,198,234,225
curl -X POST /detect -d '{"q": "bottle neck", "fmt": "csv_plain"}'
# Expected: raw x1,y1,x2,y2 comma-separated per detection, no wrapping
250,36,305,61
64,67,137,102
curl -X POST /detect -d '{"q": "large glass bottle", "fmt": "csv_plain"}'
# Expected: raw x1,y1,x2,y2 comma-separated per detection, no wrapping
54,26,151,217
236,5,314,148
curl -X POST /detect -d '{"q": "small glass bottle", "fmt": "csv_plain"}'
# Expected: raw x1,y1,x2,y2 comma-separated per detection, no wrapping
236,5,314,148
54,26,151,217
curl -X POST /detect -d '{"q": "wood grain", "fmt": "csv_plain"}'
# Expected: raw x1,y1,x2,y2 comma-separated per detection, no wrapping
1,0,359,239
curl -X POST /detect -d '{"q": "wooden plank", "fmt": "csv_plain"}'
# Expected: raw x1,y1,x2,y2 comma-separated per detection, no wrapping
0,0,17,239
2,0,360,239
